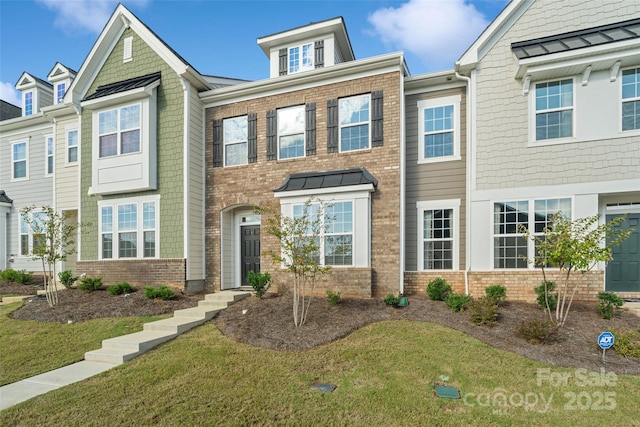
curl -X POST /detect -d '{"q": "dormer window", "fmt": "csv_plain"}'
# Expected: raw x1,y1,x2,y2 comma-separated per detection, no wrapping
24,92,33,116
289,43,313,74
55,82,66,104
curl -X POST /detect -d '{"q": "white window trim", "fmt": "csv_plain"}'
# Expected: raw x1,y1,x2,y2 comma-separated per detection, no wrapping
417,94,462,164
19,210,45,257
621,66,640,133
97,195,160,260
529,77,576,145
288,43,314,74
23,90,34,116
491,197,573,270
277,105,305,160
339,93,371,153
417,199,460,271
11,140,28,181
45,135,54,176
55,82,66,105
66,128,79,165
96,103,142,158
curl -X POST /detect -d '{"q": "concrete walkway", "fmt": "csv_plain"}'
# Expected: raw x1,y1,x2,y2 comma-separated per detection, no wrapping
0,290,250,411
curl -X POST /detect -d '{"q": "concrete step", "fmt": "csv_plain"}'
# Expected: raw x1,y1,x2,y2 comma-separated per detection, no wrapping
205,291,251,304
84,348,136,365
144,316,211,334
101,330,177,353
173,306,217,320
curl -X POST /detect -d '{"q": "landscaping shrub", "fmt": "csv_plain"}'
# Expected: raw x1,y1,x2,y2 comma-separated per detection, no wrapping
58,270,78,289
468,296,499,327
383,293,401,307
515,318,560,344
426,278,452,301
597,292,624,320
246,270,271,298
78,276,102,292
610,327,640,359
445,293,471,312
108,282,135,296
0,269,33,284
326,290,341,306
144,286,175,301
534,281,558,311
485,285,507,306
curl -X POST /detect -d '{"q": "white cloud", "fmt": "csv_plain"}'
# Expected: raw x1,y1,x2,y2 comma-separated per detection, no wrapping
36,0,150,35
368,0,490,71
0,81,21,106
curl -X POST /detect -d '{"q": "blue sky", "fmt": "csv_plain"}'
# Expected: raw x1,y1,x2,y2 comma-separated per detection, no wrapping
0,0,509,106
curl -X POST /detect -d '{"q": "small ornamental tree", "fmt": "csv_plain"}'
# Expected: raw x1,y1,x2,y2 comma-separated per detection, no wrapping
521,214,631,328
20,206,83,307
259,199,332,327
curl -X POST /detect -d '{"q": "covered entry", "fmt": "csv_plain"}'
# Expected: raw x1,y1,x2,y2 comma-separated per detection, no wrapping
606,213,640,293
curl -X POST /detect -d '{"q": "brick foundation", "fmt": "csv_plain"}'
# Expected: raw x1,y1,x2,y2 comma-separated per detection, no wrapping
77,259,186,288
268,267,373,298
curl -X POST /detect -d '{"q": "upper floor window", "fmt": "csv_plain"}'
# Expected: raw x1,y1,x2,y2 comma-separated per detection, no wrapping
339,94,370,152
99,197,158,260
418,95,461,163
535,79,573,141
55,82,66,104
622,67,640,131
12,141,27,180
98,104,141,158
223,116,248,167
278,105,305,159
46,136,54,175
24,91,33,116
67,129,78,163
289,43,313,74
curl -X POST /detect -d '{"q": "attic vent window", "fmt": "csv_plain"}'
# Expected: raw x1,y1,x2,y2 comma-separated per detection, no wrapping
123,36,133,62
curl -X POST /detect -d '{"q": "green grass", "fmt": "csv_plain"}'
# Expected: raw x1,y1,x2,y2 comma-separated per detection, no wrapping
1,316,639,425
0,302,168,385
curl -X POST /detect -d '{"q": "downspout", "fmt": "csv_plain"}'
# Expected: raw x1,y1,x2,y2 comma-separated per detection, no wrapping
399,59,407,296
455,66,472,296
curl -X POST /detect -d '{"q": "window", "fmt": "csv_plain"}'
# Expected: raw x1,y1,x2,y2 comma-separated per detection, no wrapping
622,67,640,131
12,141,27,179
418,200,459,270
339,94,370,152
223,116,248,166
55,82,66,104
535,79,573,140
493,198,571,268
292,201,353,266
20,211,46,256
67,130,78,163
418,95,461,162
98,104,141,158
24,91,33,116
289,43,313,74
46,136,54,175
99,197,158,260
278,106,305,159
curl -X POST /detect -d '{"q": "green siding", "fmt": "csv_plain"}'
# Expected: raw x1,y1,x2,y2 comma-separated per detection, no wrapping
81,28,184,260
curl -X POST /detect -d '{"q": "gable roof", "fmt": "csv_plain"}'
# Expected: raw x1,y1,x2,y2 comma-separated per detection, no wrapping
274,167,377,193
511,18,640,59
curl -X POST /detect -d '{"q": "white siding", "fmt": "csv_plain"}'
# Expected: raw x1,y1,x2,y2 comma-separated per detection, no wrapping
55,116,79,209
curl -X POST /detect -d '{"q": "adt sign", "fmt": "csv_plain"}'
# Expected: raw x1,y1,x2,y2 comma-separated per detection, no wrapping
598,332,615,349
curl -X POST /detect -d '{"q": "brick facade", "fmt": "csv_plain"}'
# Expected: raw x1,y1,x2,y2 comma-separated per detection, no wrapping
77,259,186,289
205,71,402,297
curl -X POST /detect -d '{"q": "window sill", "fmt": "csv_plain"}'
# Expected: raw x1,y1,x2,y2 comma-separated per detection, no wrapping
417,155,461,165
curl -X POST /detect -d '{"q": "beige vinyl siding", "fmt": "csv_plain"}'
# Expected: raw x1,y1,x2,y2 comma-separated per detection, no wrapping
55,116,79,209
186,83,205,281
404,88,467,271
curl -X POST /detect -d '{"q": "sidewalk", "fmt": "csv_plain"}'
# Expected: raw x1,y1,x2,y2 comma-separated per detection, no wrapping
0,290,250,411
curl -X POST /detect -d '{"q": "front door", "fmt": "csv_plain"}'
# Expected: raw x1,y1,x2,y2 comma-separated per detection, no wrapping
241,225,260,285
606,213,640,292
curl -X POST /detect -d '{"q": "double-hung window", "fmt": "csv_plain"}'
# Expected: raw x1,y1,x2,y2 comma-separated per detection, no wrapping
535,79,573,140
278,106,305,159
56,82,66,104
20,211,46,256
99,197,158,260
24,92,33,116
67,130,78,163
339,94,370,152
289,43,313,74
418,95,461,162
493,198,571,268
622,67,640,131
223,116,248,167
418,200,459,270
98,104,141,158
12,141,27,180
46,136,54,175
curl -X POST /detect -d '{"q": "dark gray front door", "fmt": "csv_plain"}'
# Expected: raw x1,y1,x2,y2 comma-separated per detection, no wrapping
241,225,260,285
606,213,639,292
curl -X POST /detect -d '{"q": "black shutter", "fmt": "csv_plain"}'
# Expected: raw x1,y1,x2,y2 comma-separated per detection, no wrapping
279,48,288,76
213,119,223,167
305,103,316,156
327,98,338,153
371,90,383,147
314,40,324,69
248,113,257,163
266,109,277,160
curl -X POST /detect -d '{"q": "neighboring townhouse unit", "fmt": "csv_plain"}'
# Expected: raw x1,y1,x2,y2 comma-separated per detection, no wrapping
201,18,407,297
457,0,640,300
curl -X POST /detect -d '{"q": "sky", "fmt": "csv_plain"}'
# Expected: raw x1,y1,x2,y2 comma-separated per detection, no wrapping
0,0,509,106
